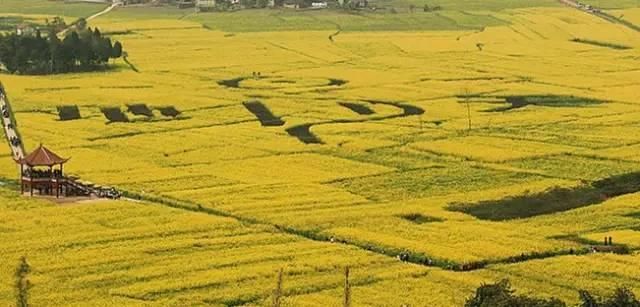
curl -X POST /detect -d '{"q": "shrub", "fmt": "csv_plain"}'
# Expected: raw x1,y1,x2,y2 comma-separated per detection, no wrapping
0,21,123,75
579,287,640,307
398,213,444,224
465,279,566,307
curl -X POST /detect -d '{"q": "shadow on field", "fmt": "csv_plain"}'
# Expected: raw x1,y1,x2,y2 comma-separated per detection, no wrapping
448,171,640,221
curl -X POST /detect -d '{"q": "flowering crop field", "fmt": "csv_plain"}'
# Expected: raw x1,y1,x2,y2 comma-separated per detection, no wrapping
2,0,640,305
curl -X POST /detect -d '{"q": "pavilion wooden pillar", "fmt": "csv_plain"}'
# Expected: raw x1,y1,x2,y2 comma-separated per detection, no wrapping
49,165,53,196
59,163,63,197
55,163,59,198
20,164,23,194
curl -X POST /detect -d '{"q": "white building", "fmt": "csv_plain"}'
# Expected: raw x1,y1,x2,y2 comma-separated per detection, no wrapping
311,1,327,8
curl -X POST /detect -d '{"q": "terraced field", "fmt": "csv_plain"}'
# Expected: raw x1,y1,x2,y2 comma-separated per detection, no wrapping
2,0,640,305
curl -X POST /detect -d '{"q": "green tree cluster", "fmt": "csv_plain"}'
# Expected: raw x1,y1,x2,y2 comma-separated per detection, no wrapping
0,19,123,75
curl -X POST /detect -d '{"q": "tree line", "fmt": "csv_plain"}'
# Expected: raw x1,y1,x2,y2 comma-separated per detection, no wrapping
466,279,640,307
0,18,123,75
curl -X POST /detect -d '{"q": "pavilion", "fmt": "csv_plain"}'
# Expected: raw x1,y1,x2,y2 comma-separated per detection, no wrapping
16,145,69,198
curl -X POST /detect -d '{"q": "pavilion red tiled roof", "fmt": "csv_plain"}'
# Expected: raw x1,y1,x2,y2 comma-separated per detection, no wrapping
17,144,69,166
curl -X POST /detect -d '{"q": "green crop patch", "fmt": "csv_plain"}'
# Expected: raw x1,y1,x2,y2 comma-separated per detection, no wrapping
338,102,375,115
100,107,129,123
56,105,81,121
242,100,285,126
156,106,182,118
398,213,444,224
286,124,323,144
448,172,640,221
458,94,604,112
127,104,154,117
334,165,539,202
217,77,246,88
570,38,632,50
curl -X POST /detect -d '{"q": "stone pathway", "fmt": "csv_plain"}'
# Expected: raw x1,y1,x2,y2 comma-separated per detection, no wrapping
0,83,25,162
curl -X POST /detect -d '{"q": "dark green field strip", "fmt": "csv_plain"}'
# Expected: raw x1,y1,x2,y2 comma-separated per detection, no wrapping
507,153,640,181
448,171,640,221
458,94,604,112
571,38,632,50
286,100,424,144
332,164,542,202
242,101,285,127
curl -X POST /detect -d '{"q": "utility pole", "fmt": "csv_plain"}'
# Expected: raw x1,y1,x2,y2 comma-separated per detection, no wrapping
343,267,351,307
462,88,472,133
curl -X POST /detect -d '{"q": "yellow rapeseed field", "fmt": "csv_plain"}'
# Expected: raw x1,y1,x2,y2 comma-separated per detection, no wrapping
2,1,640,305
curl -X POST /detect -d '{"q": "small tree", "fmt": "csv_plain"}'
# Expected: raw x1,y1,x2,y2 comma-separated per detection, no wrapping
112,41,123,59
75,18,88,31
15,256,31,307
579,287,640,307
465,279,565,307
461,88,472,133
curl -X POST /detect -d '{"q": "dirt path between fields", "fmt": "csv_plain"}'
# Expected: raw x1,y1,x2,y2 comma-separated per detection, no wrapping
58,1,122,37
0,83,25,162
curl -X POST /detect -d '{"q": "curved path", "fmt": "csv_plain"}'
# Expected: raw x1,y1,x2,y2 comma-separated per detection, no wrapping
58,1,122,37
